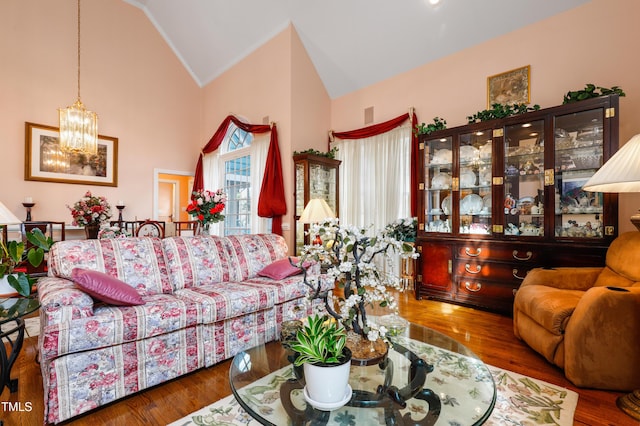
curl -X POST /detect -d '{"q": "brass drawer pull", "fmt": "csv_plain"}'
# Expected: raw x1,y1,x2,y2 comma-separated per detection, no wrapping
464,247,482,257
465,281,482,292
512,269,526,280
512,250,533,261
465,264,481,274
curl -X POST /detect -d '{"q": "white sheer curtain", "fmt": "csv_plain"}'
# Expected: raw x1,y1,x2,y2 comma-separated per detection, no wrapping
330,124,412,278
202,133,271,235
331,124,412,229
248,134,271,233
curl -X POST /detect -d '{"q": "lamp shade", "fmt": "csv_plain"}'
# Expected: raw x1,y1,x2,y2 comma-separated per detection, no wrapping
0,202,21,225
583,134,640,192
299,199,335,224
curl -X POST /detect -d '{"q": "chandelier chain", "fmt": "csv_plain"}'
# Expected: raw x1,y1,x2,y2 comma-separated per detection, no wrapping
77,0,81,101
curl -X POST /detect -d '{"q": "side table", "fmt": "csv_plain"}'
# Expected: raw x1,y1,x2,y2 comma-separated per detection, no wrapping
0,297,39,395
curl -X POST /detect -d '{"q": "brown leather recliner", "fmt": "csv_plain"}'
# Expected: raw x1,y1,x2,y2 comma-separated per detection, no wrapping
513,231,640,391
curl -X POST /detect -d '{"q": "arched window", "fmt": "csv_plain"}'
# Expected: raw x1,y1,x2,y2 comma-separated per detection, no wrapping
208,123,271,236
220,124,253,235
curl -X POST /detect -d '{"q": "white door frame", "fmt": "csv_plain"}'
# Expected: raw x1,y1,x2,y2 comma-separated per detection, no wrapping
152,168,194,220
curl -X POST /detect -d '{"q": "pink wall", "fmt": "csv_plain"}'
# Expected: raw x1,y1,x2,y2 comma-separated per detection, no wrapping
0,0,202,223
2,0,637,237
201,24,331,246
331,0,640,234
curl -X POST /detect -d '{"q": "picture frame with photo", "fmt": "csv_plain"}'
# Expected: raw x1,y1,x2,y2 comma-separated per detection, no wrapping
24,122,118,187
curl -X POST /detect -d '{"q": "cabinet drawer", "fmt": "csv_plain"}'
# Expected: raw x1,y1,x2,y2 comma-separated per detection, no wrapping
455,261,534,283
456,279,518,299
457,245,541,263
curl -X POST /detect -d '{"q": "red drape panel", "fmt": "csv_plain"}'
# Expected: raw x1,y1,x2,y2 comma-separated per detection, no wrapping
257,124,286,233
192,115,286,235
409,112,418,217
330,112,419,217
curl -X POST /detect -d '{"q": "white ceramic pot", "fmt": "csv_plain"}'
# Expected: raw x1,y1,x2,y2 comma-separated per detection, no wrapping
303,351,351,406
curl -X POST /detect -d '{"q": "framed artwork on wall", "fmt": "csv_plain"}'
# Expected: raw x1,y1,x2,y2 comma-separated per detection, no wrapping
487,65,531,107
24,122,118,187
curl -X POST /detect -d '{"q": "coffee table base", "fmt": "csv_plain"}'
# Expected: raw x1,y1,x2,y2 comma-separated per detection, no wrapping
280,343,439,425
0,318,25,394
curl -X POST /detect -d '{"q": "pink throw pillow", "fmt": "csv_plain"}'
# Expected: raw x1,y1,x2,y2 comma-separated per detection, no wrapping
258,257,306,280
71,268,145,306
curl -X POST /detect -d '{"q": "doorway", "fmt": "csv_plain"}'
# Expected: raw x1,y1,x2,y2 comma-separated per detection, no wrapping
153,169,194,233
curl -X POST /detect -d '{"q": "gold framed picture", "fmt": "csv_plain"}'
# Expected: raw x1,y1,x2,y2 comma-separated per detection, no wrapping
24,122,118,187
487,65,531,107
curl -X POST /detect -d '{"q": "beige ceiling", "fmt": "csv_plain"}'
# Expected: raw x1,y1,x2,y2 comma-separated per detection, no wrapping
124,0,590,99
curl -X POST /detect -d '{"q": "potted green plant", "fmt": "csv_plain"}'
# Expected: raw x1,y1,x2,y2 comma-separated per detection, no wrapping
0,228,53,296
289,314,352,408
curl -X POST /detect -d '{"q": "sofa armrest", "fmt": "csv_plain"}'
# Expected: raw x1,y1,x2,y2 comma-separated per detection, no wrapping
564,286,640,390
38,277,95,325
520,267,603,291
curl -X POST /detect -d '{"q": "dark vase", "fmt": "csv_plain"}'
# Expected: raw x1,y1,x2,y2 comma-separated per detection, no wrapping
84,224,100,239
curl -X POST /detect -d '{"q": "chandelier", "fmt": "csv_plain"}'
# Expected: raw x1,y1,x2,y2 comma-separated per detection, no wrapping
58,0,98,156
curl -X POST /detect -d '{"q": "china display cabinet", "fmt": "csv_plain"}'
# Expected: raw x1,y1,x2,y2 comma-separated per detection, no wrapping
293,153,341,255
416,95,619,315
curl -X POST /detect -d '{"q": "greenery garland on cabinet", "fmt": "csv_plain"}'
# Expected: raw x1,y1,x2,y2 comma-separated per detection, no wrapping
414,83,624,134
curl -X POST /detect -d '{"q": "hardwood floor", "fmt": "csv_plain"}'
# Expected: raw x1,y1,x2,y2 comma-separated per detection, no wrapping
1,292,636,425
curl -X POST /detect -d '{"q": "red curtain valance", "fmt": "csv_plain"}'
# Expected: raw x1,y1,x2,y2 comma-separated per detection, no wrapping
193,115,286,235
330,112,419,216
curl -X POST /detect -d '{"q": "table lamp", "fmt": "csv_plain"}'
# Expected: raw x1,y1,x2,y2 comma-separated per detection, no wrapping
583,133,640,420
0,201,22,243
299,198,336,245
583,133,640,230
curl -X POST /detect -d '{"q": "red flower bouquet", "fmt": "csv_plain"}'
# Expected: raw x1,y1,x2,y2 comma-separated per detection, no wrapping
67,191,112,226
186,188,227,228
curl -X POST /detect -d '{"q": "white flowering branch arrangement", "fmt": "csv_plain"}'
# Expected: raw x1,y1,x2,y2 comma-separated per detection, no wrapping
299,218,419,343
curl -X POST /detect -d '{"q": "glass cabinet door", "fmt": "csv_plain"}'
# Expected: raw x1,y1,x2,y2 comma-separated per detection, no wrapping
309,163,337,212
503,120,545,237
423,136,453,233
293,155,341,255
459,130,493,235
554,109,605,239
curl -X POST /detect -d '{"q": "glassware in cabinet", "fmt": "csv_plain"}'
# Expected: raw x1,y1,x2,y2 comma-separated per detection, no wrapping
503,120,545,237
554,108,606,239
459,130,493,235
423,135,452,233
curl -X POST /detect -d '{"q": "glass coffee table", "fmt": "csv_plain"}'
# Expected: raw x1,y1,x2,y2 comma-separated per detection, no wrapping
229,320,496,425
0,297,40,394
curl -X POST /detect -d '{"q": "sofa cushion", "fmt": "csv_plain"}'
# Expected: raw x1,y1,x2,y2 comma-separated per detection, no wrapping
71,268,145,306
48,238,172,295
39,293,200,362
243,271,332,304
174,282,277,323
225,234,289,280
162,236,235,289
514,285,584,335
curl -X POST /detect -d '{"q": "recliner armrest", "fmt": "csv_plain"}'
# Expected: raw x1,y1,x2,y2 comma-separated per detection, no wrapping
564,286,640,390
520,267,603,291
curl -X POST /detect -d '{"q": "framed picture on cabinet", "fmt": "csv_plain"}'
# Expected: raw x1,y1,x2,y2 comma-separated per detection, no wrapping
487,65,531,107
24,122,118,187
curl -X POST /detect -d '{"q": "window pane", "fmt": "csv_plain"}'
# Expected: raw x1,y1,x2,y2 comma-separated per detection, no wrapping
224,155,251,235
227,127,253,152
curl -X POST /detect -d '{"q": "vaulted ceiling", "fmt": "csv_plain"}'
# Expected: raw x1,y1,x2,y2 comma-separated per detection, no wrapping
124,0,590,99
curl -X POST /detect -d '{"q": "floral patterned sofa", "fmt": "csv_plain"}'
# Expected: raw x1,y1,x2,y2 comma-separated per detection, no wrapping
37,233,321,424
